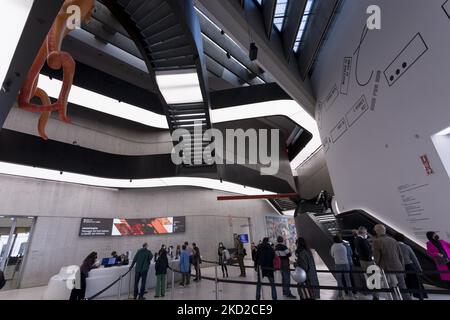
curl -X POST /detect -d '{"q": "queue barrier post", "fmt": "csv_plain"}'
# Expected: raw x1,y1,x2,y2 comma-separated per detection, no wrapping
258,265,264,300
117,275,122,300
171,267,175,300
128,270,132,300
214,262,219,300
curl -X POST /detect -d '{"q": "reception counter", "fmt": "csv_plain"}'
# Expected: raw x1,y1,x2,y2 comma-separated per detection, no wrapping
43,259,181,300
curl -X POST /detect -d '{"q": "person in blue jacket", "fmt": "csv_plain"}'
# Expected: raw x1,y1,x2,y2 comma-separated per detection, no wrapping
180,244,190,286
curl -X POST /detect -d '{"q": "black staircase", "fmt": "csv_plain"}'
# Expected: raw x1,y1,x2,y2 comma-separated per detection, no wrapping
168,102,212,166
296,209,450,289
104,0,214,168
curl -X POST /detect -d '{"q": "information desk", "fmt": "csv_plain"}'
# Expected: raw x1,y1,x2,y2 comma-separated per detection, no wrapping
43,259,181,300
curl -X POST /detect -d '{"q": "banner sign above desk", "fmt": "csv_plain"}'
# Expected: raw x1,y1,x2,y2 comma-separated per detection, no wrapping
79,216,186,237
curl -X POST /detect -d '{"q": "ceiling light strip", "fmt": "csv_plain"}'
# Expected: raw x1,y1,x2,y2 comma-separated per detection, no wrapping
0,161,276,195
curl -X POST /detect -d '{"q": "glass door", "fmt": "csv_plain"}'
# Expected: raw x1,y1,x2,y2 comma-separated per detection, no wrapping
0,216,35,290
0,217,14,272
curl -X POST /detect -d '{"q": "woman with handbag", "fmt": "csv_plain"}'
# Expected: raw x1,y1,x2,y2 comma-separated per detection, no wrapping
426,231,450,282
295,237,320,300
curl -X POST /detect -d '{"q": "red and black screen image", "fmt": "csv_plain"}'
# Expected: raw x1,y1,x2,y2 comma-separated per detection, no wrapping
112,217,183,236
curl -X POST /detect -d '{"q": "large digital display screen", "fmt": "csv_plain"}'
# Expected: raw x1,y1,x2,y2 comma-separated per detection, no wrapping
79,217,186,237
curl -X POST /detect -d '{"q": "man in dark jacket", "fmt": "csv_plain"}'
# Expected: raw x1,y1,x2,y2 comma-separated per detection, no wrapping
354,226,379,300
155,249,169,298
130,243,153,300
275,236,296,298
255,238,277,300
192,243,202,281
234,234,246,277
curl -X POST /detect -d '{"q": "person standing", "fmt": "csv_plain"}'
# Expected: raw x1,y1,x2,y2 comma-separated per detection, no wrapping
180,245,190,286
185,241,193,283
342,238,357,296
275,236,296,298
330,235,353,300
168,246,174,260
354,226,379,300
175,245,181,260
192,243,202,281
426,231,450,283
111,251,121,265
251,242,257,262
130,243,153,300
154,249,169,298
218,243,229,278
255,238,277,300
234,234,246,277
373,224,411,300
69,251,98,300
394,233,427,300
295,238,320,299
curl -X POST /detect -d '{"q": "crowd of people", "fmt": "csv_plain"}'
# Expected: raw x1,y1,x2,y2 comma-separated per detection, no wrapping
69,227,450,301
248,225,450,301
69,241,203,300
328,225,450,300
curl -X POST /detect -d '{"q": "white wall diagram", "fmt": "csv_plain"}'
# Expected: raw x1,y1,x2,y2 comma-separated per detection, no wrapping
311,0,450,245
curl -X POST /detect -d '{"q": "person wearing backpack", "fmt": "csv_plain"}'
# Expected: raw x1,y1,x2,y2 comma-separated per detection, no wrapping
218,243,229,278
275,236,296,298
330,234,353,300
255,238,277,300
154,248,169,298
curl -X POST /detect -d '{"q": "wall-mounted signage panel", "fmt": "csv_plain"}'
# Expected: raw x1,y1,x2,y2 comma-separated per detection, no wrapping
79,217,186,237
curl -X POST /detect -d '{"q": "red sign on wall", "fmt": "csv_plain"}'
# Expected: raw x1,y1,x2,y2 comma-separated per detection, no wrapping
420,154,434,176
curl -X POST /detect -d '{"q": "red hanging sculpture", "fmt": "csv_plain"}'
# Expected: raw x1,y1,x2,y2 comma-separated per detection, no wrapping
18,0,96,140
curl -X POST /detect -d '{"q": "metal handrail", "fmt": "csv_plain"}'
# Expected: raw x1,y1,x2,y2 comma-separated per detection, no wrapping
164,264,450,296
87,258,450,300
201,259,450,275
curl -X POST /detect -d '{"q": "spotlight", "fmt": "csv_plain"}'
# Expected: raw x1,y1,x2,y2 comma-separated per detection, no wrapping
249,42,258,61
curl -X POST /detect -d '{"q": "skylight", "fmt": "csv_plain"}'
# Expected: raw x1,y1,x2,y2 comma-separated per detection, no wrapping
273,0,289,32
155,69,203,105
293,0,315,52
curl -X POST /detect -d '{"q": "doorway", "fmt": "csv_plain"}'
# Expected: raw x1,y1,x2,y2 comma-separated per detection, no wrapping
0,216,35,290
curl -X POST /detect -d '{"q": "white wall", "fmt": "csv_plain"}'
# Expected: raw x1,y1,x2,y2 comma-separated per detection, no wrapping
295,147,334,199
311,0,450,245
432,134,450,179
0,174,279,288
4,106,173,156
